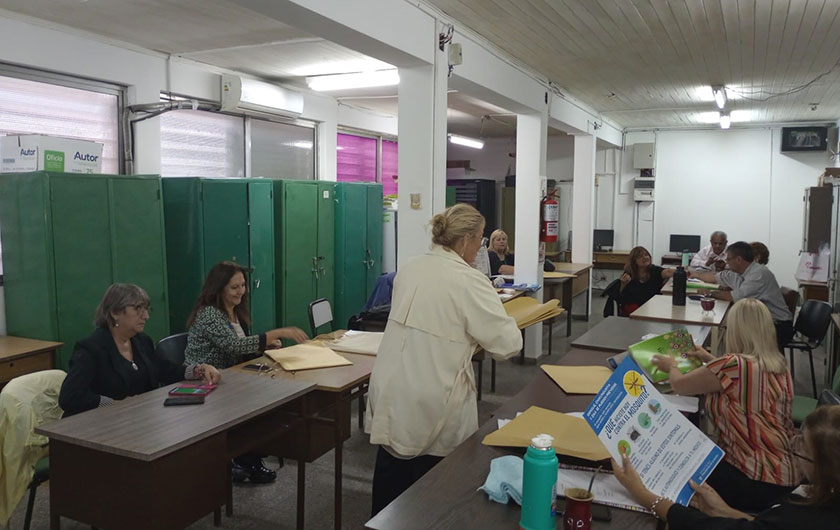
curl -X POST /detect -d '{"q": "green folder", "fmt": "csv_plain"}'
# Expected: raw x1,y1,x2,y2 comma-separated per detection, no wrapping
628,328,701,383
686,280,720,290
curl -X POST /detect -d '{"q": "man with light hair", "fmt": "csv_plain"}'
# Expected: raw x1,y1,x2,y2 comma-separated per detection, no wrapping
690,230,728,271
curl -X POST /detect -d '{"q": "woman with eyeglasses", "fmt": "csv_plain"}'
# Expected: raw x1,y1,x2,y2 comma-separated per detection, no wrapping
648,298,799,512
612,405,840,529
59,283,221,417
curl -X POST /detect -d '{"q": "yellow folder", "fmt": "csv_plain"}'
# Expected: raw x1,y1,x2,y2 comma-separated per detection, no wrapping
265,342,353,371
503,297,564,328
541,365,613,394
482,405,610,461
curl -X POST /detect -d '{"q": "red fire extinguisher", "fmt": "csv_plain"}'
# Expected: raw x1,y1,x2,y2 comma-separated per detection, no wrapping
540,191,559,243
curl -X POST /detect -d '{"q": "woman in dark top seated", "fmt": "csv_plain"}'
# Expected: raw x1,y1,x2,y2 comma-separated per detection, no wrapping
487,229,555,276
59,283,220,417
612,404,840,529
616,246,674,316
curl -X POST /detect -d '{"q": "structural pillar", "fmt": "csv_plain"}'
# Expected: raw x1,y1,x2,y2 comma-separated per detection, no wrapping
572,134,597,315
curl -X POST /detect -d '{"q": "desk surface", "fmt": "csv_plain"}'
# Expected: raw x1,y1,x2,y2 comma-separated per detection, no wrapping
554,262,593,275
543,271,576,280
571,316,712,353
0,335,63,361
630,295,729,327
236,351,375,393
365,347,655,530
36,370,313,461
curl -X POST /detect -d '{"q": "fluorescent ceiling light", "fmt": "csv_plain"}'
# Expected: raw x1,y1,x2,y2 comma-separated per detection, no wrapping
696,111,722,124
306,70,399,91
712,85,727,109
719,111,731,129
448,134,484,149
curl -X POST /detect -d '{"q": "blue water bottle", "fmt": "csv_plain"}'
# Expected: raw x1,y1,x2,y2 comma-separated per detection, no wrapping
520,434,558,530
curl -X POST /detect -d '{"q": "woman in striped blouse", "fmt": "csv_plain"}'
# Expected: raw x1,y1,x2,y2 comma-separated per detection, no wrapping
650,298,799,512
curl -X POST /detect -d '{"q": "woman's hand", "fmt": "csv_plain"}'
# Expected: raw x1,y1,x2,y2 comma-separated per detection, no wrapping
267,339,283,349
688,480,748,519
611,454,649,500
619,272,631,285
651,354,678,372
686,344,714,363
278,327,309,344
198,364,221,384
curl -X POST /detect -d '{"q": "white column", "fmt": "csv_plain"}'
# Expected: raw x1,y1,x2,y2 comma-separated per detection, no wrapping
515,112,548,359
396,32,447,265
317,118,338,181
572,134,597,314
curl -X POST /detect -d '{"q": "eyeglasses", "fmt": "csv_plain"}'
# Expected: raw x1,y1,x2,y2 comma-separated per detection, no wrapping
792,434,814,463
132,304,151,314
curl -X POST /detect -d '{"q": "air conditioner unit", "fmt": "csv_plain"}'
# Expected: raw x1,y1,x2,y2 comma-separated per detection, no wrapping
220,74,304,117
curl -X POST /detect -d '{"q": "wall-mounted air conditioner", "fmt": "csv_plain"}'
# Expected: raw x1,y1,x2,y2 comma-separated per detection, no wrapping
221,74,304,118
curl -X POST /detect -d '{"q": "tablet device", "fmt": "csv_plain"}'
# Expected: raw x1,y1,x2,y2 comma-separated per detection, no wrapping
168,384,216,396
163,395,205,406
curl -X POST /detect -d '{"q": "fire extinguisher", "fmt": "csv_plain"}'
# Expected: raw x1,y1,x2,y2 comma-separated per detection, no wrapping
540,191,559,243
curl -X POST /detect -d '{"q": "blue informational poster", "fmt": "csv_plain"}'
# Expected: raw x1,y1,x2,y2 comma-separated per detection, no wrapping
583,356,724,505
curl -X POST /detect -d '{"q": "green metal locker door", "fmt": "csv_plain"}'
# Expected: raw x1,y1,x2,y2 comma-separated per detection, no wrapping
0,173,58,342
365,184,384,295
248,181,276,334
109,176,170,342
316,182,336,307
162,178,204,332
51,176,113,369
335,183,368,328
280,181,318,332
202,180,250,272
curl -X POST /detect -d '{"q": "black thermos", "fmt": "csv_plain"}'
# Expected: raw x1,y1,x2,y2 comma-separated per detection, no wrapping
672,266,687,306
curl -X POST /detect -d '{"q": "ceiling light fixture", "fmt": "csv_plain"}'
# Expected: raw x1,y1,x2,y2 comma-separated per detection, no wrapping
719,111,731,130
712,85,727,109
448,134,484,149
306,70,399,91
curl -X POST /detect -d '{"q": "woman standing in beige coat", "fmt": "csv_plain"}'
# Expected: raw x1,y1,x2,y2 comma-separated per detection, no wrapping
366,204,523,516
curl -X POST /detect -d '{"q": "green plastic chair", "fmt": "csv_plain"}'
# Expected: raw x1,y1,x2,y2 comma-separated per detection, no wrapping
792,363,840,425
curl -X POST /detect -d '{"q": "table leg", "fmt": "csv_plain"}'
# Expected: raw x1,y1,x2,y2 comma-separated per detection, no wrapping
563,280,573,337
297,458,306,530
476,359,483,401
711,327,719,354
519,329,526,364
491,360,496,393
214,507,221,526
584,281,590,321
50,511,60,530
334,400,343,530
226,464,233,516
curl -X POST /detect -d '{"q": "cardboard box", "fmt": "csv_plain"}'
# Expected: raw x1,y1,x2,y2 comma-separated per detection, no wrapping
1,135,104,174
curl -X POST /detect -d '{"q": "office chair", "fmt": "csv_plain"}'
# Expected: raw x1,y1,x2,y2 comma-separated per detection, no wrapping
792,363,840,425
156,332,188,366
0,370,66,530
308,298,334,338
779,286,799,317
785,299,833,397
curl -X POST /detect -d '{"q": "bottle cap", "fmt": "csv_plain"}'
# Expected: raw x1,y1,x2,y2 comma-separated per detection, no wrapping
531,433,554,449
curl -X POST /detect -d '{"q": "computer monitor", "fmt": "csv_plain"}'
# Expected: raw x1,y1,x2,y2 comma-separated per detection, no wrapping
669,234,701,253
593,229,614,251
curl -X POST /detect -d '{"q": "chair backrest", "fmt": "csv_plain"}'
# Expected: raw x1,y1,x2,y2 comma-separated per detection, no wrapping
793,299,834,344
308,298,334,337
817,389,840,406
156,332,188,366
779,286,799,316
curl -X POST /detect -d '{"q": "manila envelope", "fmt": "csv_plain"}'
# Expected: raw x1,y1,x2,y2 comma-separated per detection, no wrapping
265,342,353,371
541,365,613,394
482,405,609,461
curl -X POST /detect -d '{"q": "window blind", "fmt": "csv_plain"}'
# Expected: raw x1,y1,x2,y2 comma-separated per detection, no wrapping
160,110,244,178
250,119,315,179
337,132,377,183
381,139,398,196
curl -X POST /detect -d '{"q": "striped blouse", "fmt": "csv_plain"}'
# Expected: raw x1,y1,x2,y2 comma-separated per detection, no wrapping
705,354,799,486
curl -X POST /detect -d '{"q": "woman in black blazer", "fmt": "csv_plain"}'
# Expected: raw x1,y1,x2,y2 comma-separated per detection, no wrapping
59,283,220,417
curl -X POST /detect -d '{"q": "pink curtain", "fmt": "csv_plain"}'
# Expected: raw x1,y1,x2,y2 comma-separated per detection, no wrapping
337,133,376,182
381,139,398,196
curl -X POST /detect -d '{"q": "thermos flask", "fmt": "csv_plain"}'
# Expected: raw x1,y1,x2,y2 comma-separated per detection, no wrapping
673,266,687,306
520,434,558,530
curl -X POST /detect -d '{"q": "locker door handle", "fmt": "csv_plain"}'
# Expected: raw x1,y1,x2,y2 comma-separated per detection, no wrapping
255,279,261,289
319,267,327,278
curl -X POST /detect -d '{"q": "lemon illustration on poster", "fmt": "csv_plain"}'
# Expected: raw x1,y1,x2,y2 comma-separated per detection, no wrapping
583,356,724,505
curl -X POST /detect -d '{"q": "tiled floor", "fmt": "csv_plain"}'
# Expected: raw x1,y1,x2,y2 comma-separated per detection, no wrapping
9,292,830,529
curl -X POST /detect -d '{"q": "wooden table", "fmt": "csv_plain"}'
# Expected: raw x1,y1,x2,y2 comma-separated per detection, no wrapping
561,251,631,271
36,371,313,530
543,271,576,338
572,316,712,353
629,295,730,352
553,262,593,318
365,348,657,530
0,335,62,387
799,280,828,302
234,351,375,530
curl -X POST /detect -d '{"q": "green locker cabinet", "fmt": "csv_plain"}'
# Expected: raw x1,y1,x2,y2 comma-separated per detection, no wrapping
0,172,169,370
275,180,335,334
334,182,383,328
162,178,275,334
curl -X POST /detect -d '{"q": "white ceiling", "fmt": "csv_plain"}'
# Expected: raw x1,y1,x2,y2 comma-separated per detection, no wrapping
3,0,838,131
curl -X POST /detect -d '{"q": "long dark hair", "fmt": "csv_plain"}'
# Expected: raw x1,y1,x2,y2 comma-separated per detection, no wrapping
186,261,251,328
800,405,840,506
624,246,652,280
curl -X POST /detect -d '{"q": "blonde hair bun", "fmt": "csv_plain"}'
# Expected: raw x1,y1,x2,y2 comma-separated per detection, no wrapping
430,203,484,249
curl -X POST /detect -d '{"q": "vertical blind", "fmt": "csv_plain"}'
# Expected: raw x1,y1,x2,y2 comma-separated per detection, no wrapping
160,110,244,177
337,132,377,182
381,139,398,196
251,119,315,180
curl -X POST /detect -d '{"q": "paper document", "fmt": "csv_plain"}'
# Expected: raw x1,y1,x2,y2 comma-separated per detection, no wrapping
543,271,576,279
556,466,647,512
663,394,700,413
265,342,352,371
326,330,383,355
503,297,564,328
541,365,613,394
483,406,610,461
583,357,723,506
